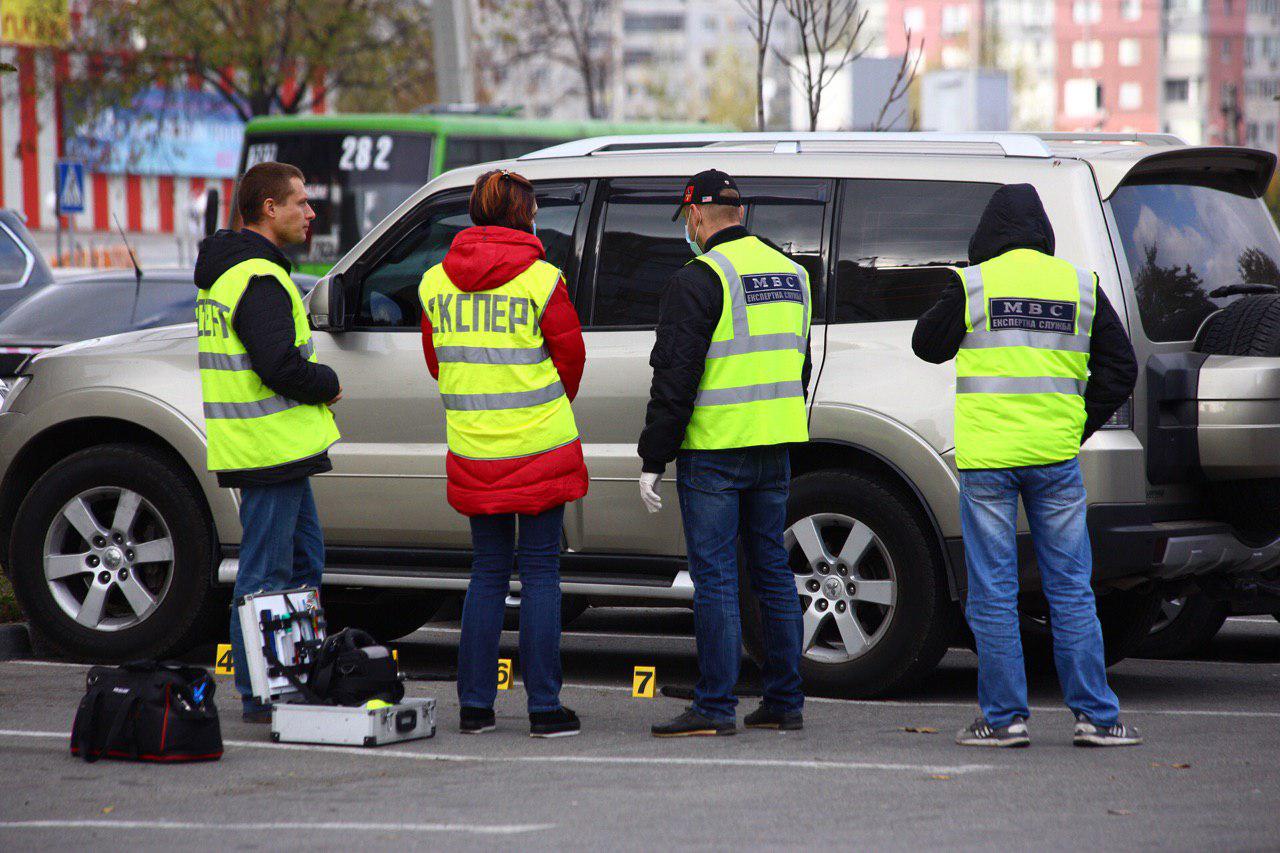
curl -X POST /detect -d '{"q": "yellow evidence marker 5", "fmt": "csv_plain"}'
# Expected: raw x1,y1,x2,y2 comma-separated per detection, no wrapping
633,666,656,698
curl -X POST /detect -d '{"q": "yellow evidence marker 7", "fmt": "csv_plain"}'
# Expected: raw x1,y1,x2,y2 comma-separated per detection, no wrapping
214,644,234,675
497,658,513,690
633,666,656,698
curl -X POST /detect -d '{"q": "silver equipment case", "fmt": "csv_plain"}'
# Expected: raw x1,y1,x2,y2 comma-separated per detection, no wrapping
272,697,437,747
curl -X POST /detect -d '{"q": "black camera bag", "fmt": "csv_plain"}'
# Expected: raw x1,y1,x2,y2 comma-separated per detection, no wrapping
306,628,404,706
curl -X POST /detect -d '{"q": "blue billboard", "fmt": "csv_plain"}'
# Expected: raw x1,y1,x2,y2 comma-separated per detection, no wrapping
68,88,245,178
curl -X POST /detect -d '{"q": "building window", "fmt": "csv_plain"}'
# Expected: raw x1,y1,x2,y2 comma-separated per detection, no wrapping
902,6,924,34
1072,39,1103,69
1122,0,1142,18
1221,40,1232,62
940,5,970,37
1064,78,1102,117
1073,0,1102,23
1119,82,1143,111
1119,39,1141,66
1165,78,1190,103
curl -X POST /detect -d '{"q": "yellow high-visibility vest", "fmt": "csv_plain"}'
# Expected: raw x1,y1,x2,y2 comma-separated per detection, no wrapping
418,260,579,460
197,258,340,473
683,235,811,450
954,248,1096,469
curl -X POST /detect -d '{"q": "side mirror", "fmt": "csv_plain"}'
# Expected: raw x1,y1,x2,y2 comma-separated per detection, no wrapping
308,273,349,332
203,188,220,237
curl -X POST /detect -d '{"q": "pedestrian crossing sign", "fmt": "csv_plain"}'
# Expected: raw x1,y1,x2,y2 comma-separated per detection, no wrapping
56,160,85,215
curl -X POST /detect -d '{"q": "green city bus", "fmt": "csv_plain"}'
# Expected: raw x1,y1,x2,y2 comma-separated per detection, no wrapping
237,113,717,274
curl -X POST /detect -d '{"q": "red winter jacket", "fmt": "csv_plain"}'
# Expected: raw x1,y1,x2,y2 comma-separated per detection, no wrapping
421,225,589,517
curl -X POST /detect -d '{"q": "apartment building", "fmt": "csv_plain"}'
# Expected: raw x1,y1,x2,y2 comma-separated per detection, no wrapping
1244,0,1280,152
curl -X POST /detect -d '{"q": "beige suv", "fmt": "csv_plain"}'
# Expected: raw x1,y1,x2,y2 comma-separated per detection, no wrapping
4,132,1280,696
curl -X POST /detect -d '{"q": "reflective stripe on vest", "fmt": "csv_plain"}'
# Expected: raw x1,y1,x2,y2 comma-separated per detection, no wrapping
418,260,580,461
682,236,811,451
953,250,1094,470
197,258,340,472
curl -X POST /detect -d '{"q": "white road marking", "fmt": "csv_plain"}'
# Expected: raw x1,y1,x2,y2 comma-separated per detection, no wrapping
0,730,991,775
0,820,552,836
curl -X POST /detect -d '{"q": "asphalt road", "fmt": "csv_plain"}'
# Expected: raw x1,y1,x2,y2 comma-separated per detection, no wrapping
0,612,1277,851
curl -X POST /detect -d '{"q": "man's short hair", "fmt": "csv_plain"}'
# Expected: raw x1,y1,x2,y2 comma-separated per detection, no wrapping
237,162,304,225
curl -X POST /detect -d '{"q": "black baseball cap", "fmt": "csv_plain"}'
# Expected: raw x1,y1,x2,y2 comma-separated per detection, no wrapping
672,169,741,220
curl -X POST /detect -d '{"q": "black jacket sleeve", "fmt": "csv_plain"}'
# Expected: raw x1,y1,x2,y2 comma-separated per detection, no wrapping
911,274,966,364
637,264,721,474
1082,286,1137,441
233,276,340,405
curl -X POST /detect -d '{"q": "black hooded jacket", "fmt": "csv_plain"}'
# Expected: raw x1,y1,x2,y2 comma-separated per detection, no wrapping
195,229,340,487
911,183,1137,448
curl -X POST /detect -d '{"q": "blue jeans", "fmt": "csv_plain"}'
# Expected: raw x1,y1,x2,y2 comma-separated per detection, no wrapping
958,457,1120,728
229,478,326,708
458,505,566,714
676,446,804,722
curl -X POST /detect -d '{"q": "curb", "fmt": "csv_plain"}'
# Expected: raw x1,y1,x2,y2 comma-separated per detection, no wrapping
0,622,31,661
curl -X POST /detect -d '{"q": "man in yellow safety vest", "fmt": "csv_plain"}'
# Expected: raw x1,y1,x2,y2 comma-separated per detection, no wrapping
640,170,811,737
195,161,341,723
913,183,1141,748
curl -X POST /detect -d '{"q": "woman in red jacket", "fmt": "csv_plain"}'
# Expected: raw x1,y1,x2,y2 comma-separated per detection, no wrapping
419,169,588,738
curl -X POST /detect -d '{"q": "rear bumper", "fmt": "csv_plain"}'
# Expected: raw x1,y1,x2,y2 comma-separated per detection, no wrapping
944,503,1280,595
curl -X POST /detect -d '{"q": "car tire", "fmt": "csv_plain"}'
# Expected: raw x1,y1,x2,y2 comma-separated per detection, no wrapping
9,443,220,662
1195,294,1280,542
1019,587,1161,667
739,470,956,699
1135,592,1229,659
323,589,448,643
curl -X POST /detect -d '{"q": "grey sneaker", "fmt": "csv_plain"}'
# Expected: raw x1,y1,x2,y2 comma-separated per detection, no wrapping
956,716,1030,747
1073,716,1142,747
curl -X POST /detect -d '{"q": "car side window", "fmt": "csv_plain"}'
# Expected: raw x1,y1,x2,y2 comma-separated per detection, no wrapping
588,177,831,329
136,282,198,329
0,225,29,288
832,179,1000,323
354,182,585,329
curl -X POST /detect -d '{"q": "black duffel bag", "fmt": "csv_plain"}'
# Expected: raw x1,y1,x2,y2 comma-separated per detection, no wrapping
306,628,404,706
71,661,222,763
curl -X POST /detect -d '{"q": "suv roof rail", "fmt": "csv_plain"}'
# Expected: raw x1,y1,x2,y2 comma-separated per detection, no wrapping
1033,131,1186,147
518,132,1056,161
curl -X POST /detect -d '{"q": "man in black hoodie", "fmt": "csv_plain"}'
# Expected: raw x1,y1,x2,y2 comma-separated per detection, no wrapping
195,162,341,722
913,184,1141,749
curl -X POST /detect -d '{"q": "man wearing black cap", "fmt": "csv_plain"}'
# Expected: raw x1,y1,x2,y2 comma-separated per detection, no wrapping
639,169,812,737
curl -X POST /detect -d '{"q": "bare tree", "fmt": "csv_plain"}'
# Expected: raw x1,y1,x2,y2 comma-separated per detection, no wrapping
735,0,782,131
479,0,616,119
775,0,868,132
871,30,923,131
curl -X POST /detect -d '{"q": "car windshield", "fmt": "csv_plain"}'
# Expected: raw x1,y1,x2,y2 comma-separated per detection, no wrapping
1110,172,1280,342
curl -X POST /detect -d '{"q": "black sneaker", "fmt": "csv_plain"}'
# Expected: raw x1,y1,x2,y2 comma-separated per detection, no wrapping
530,706,581,738
242,702,272,724
651,707,736,738
1073,716,1142,747
955,716,1030,747
460,706,496,734
744,704,803,731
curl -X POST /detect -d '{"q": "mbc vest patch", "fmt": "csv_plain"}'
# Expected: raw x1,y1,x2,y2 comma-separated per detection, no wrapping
741,273,804,306
988,298,1076,334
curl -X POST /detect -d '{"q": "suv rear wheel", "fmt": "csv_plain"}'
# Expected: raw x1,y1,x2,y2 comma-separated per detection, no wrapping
739,470,955,698
1136,592,1228,659
9,444,220,661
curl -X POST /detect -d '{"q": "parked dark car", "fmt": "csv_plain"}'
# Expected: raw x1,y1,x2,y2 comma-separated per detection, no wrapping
0,209,56,317
0,268,317,378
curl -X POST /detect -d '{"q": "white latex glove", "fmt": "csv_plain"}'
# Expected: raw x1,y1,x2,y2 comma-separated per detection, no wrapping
639,471,663,514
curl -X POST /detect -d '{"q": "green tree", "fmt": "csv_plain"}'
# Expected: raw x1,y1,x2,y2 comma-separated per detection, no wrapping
705,47,756,130
72,0,436,121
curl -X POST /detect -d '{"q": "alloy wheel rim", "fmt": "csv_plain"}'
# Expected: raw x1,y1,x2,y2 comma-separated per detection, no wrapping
1150,595,1186,634
785,512,897,664
42,487,175,632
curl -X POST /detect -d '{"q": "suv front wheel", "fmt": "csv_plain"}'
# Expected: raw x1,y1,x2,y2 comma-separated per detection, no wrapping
9,443,221,662
739,470,956,698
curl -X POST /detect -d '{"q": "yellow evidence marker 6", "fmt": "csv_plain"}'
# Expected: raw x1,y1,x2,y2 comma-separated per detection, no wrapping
214,644,234,675
633,666,656,698
497,658,513,690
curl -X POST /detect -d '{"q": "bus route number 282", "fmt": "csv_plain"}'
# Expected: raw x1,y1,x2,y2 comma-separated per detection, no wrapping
339,135,393,172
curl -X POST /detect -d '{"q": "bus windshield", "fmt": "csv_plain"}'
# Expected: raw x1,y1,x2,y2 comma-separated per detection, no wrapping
242,131,436,273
